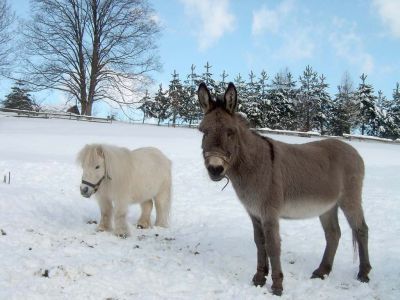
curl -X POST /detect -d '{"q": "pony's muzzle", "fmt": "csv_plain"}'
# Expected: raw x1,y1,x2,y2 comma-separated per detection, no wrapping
80,184,93,198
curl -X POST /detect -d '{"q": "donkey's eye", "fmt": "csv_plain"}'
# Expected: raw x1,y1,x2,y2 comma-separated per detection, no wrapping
95,165,100,169
227,128,235,138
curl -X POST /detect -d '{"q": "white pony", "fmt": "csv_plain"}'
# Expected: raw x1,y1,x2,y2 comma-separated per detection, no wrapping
77,144,172,237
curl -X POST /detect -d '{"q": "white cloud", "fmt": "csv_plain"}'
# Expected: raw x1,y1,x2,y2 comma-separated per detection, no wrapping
179,0,235,51
250,0,315,60
329,18,374,74
279,29,315,60
372,0,400,38
251,0,294,36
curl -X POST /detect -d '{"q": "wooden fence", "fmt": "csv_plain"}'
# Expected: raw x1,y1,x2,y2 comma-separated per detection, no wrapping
256,128,400,145
0,107,112,123
2,107,399,144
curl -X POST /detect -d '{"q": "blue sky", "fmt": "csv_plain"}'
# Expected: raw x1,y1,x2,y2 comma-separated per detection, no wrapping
1,0,400,113
151,0,399,96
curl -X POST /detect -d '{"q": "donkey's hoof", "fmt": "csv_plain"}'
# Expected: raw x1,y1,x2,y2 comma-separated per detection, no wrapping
311,270,327,280
357,273,370,283
252,272,266,287
272,287,283,296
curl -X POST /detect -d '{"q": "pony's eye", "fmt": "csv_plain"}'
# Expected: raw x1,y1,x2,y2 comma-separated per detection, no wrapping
95,165,100,169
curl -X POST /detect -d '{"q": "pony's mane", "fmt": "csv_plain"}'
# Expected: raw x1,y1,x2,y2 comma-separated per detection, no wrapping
77,144,133,181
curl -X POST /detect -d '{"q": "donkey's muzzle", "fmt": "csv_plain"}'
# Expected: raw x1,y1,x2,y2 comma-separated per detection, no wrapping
207,165,224,181
207,165,224,177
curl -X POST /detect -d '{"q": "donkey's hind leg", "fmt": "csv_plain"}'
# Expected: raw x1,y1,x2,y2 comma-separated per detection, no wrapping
340,202,371,282
154,179,171,227
312,205,341,279
137,200,153,229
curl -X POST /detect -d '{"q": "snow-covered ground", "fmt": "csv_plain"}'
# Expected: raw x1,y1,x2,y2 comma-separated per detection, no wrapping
0,116,399,300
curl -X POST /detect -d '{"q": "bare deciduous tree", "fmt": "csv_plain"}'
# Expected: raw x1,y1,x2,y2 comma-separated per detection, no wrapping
0,0,15,76
20,0,160,115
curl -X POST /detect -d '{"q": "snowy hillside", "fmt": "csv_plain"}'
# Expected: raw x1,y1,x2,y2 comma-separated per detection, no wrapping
0,116,399,300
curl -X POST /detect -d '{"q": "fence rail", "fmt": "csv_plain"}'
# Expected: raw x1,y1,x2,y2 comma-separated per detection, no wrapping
2,107,399,144
256,128,400,145
0,107,112,123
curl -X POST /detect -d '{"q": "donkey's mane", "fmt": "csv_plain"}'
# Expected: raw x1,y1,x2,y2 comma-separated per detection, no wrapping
233,112,275,162
252,131,275,162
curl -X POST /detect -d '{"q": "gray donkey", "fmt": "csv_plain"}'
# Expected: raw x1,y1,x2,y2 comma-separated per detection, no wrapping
197,82,371,296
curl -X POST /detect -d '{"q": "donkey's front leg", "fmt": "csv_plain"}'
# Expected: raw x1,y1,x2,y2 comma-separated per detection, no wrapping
262,217,283,296
250,214,269,287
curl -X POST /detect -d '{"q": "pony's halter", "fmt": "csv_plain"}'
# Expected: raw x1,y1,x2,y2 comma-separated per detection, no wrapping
81,176,106,193
204,151,232,165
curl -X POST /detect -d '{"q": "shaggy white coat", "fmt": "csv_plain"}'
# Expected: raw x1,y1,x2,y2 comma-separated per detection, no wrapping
77,144,172,237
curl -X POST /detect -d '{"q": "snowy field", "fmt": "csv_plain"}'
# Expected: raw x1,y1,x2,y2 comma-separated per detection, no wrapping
0,116,399,300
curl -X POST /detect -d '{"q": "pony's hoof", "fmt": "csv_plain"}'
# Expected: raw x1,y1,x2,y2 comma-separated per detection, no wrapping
96,225,111,232
252,272,267,287
137,223,150,229
116,233,129,239
114,228,130,238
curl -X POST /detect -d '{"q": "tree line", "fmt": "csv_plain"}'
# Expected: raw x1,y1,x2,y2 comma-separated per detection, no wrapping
138,62,400,140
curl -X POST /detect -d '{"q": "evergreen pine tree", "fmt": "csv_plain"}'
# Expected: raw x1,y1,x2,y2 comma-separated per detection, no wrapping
216,70,229,95
1,80,39,111
355,74,379,135
181,64,202,125
138,90,153,123
152,84,171,125
296,65,320,131
267,70,297,130
240,71,263,127
314,74,332,135
168,70,184,127
382,83,400,139
201,62,218,95
234,73,247,118
328,72,357,136
257,70,270,128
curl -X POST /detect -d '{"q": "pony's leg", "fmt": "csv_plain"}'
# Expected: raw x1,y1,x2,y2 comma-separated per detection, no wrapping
340,201,371,282
154,179,171,227
311,205,341,279
250,214,269,287
113,202,130,238
96,196,113,232
261,216,283,296
137,200,153,229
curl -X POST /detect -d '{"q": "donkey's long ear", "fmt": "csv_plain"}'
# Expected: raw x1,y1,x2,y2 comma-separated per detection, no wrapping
198,82,215,113
224,82,237,114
